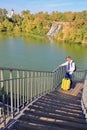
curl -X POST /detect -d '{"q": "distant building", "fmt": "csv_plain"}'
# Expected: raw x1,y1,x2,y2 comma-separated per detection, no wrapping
10,9,14,17
7,9,14,19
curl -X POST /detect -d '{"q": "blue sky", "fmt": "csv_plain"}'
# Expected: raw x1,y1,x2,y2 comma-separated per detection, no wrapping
0,0,87,14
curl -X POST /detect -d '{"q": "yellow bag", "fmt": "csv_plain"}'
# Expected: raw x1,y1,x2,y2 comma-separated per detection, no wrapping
61,78,71,90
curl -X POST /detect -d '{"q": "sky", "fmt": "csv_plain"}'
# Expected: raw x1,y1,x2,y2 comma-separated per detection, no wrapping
0,0,87,14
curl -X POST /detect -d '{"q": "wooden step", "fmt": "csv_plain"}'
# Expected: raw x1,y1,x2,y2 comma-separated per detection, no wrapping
8,120,70,130
47,91,81,101
29,105,84,119
18,114,87,130
24,109,85,124
40,96,82,110
45,93,81,104
37,98,82,112
33,101,83,115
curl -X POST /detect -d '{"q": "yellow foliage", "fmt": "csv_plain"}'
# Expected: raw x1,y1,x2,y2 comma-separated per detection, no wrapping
0,22,4,31
14,25,20,32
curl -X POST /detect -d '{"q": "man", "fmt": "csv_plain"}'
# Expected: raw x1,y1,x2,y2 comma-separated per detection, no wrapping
59,56,75,82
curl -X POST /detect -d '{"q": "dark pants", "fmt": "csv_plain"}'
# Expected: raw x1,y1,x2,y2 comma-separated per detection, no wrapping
65,72,72,80
65,72,73,88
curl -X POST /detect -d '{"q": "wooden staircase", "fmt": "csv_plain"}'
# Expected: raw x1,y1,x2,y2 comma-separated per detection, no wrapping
6,82,87,130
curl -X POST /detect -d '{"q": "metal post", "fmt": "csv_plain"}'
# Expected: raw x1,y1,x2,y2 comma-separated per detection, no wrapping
1,69,4,88
81,74,87,122
39,72,41,95
43,72,45,94
51,73,54,91
30,72,33,101
17,71,20,113
19,78,21,106
25,73,27,103
27,72,29,104
22,71,25,107
37,72,39,97
36,72,38,97
46,72,48,93
14,79,16,111
10,70,14,118
1,69,6,126
6,81,9,116
34,72,37,98
38,72,40,96
48,73,50,91
33,72,35,99
41,72,43,95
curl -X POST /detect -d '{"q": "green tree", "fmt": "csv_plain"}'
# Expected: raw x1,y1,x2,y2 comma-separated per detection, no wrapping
14,25,21,32
3,19,13,31
0,8,8,22
0,22,4,31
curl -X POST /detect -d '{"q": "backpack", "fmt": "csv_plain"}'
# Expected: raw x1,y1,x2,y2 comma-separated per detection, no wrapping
71,61,77,72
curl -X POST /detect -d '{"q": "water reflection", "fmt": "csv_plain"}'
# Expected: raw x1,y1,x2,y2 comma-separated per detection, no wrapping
0,33,87,71
53,41,87,70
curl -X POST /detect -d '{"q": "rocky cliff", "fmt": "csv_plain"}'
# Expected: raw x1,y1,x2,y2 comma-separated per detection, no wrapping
47,22,63,36
47,22,87,45
47,21,71,38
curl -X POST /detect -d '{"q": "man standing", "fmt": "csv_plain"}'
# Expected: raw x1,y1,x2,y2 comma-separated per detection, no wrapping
59,56,76,86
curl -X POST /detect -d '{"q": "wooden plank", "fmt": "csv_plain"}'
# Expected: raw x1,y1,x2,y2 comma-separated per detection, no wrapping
58,82,83,96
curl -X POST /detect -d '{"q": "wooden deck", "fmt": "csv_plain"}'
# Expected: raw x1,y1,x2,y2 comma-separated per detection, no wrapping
58,81,83,96
5,81,87,130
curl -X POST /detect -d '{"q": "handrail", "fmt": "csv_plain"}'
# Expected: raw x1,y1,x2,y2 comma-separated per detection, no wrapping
52,66,66,88
52,66,59,73
0,67,52,73
81,74,87,122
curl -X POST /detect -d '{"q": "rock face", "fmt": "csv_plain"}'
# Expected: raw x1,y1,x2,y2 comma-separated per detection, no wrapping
47,22,63,37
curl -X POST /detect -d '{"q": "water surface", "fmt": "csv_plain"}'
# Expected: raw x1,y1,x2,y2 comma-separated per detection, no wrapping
0,33,87,71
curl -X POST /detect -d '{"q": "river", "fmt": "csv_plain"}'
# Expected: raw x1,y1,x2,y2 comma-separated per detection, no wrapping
0,33,87,71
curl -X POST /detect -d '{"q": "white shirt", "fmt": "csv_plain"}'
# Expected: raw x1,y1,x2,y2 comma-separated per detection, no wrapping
60,60,75,74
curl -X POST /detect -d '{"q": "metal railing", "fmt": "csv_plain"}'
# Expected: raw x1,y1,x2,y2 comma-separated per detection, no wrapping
73,70,87,82
0,66,65,127
0,66,87,128
81,73,87,122
52,66,66,88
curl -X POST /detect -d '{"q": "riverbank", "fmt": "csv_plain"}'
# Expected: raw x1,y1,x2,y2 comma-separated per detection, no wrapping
47,21,87,46
0,31,87,46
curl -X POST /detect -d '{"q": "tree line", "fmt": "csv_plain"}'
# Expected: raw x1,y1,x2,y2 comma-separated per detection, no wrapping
0,8,87,44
